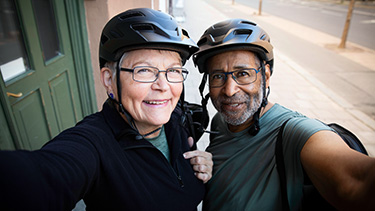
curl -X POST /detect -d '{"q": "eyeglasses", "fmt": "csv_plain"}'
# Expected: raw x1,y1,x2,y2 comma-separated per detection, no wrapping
120,66,188,83
209,67,261,88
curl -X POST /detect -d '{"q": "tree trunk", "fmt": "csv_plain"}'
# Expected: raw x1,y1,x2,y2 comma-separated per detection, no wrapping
259,0,263,15
339,0,356,49
169,0,173,15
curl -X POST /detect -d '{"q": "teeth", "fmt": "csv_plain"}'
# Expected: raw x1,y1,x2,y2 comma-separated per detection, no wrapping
229,103,239,107
145,100,168,105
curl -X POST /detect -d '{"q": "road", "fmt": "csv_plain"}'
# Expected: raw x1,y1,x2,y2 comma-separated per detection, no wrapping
236,0,375,50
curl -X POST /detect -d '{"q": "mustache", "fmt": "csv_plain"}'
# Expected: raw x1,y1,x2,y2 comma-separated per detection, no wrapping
215,94,251,104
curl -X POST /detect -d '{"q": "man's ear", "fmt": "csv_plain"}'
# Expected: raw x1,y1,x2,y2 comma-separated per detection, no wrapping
264,64,271,89
100,67,114,92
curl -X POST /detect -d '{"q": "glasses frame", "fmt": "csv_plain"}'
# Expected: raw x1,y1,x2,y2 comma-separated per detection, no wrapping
120,66,189,83
209,67,262,88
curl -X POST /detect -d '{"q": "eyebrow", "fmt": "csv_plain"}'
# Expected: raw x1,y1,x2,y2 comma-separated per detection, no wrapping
125,62,182,69
233,64,253,69
210,64,253,73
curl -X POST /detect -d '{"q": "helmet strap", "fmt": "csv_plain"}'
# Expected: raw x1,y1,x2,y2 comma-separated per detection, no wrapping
248,62,269,136
199,73,210,128
198,73,219,135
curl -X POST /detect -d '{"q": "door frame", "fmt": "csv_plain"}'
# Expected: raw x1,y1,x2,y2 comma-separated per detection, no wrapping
0,0,96,150
64,0,97,116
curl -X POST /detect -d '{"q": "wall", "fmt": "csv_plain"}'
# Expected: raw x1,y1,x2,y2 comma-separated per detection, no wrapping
84,0,166,109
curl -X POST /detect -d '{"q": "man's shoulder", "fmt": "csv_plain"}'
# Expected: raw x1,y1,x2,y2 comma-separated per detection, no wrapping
262,104,305,124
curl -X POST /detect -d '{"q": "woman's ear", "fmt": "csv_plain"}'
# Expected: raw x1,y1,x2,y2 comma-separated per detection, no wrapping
100,67,114,93
264,64,271,89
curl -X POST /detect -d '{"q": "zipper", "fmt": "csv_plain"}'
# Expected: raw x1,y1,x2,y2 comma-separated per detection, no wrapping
173,164,184,188
123,144,184,188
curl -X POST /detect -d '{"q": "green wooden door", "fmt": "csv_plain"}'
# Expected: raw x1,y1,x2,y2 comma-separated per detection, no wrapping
0,0,83,150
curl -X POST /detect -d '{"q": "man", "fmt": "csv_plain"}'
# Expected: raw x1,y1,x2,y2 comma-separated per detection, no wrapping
193,19,375,210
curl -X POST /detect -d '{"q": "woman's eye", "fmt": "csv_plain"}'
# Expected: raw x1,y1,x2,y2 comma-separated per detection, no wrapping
168,68,182,74
136,68,153,74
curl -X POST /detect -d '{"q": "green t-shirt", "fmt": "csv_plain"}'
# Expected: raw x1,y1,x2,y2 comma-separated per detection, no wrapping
146,126,170,163
203,104,332,211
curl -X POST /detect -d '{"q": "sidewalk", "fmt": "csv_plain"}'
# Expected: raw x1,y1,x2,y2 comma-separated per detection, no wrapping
180,0,375,156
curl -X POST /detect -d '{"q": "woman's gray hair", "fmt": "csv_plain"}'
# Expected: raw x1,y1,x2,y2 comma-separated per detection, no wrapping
103,51,129,79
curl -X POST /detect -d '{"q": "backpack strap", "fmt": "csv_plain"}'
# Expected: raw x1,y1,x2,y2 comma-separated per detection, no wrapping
328,123,368,155
275,119,292,211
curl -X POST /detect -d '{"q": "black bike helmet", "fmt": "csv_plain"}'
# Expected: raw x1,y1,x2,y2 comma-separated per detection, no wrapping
193,19,273,73
99,8,198,68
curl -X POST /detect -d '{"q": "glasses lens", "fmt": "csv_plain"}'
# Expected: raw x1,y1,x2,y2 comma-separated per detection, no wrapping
209,73,226,87
133,66,158,82
209,68,258,87
166,68,187,82
233,69,257,85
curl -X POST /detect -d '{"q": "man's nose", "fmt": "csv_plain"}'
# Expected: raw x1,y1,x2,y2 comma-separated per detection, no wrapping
222,75,239,97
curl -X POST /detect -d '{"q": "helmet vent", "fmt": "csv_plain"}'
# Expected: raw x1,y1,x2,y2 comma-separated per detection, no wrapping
234,29,253,35
197,37,207,46
119,12,145,20
110,30,123,38
101,35,109,45
182,29,190,38
240,20,256,26
132,24,155,31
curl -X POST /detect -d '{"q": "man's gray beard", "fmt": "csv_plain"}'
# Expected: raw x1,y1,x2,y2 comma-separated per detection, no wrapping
212,81,264,126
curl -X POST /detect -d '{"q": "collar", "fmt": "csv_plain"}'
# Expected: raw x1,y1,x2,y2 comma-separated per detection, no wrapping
101,100,147,146
101,100,185,162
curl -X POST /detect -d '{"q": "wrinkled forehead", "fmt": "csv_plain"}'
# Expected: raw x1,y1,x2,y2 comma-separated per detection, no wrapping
206,50,260,71
119,49,182,67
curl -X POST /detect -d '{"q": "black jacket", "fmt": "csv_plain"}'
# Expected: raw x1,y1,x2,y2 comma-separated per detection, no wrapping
0,101,205,210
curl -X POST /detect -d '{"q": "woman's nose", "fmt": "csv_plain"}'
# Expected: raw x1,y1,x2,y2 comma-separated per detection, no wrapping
152,72,169,91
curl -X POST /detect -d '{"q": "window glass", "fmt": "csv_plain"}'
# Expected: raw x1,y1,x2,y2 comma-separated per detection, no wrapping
32,0,61,62
0,0,29,82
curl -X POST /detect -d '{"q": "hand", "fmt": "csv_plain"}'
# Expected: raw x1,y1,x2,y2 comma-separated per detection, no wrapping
184,138,213,183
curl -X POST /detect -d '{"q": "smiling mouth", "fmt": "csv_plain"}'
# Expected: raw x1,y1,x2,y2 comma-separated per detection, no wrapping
221,102,244,111
223,102,243,106
227,103,240,107
144,100,168,105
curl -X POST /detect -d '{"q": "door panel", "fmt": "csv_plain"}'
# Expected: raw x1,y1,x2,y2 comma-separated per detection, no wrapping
49,71,77,131
12,89,50,149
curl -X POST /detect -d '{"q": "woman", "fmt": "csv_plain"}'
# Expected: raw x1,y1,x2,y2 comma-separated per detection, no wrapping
0,8,212,210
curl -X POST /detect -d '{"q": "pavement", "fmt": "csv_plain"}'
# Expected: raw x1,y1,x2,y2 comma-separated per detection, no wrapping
179,0,375,157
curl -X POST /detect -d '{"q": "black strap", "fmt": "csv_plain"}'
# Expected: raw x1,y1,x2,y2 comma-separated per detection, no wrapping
276,119,291,211
179,86,196,140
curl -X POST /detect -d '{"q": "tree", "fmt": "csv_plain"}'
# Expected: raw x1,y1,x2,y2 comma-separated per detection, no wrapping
259,0,263,15
169,0,173,15
339,0,356,48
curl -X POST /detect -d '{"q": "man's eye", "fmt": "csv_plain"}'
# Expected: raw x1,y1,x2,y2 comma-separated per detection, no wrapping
212,74,224,80
236,70,251,77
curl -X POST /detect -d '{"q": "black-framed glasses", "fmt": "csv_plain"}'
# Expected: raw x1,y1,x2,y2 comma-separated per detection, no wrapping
209,67,261,88
120,66,188,83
